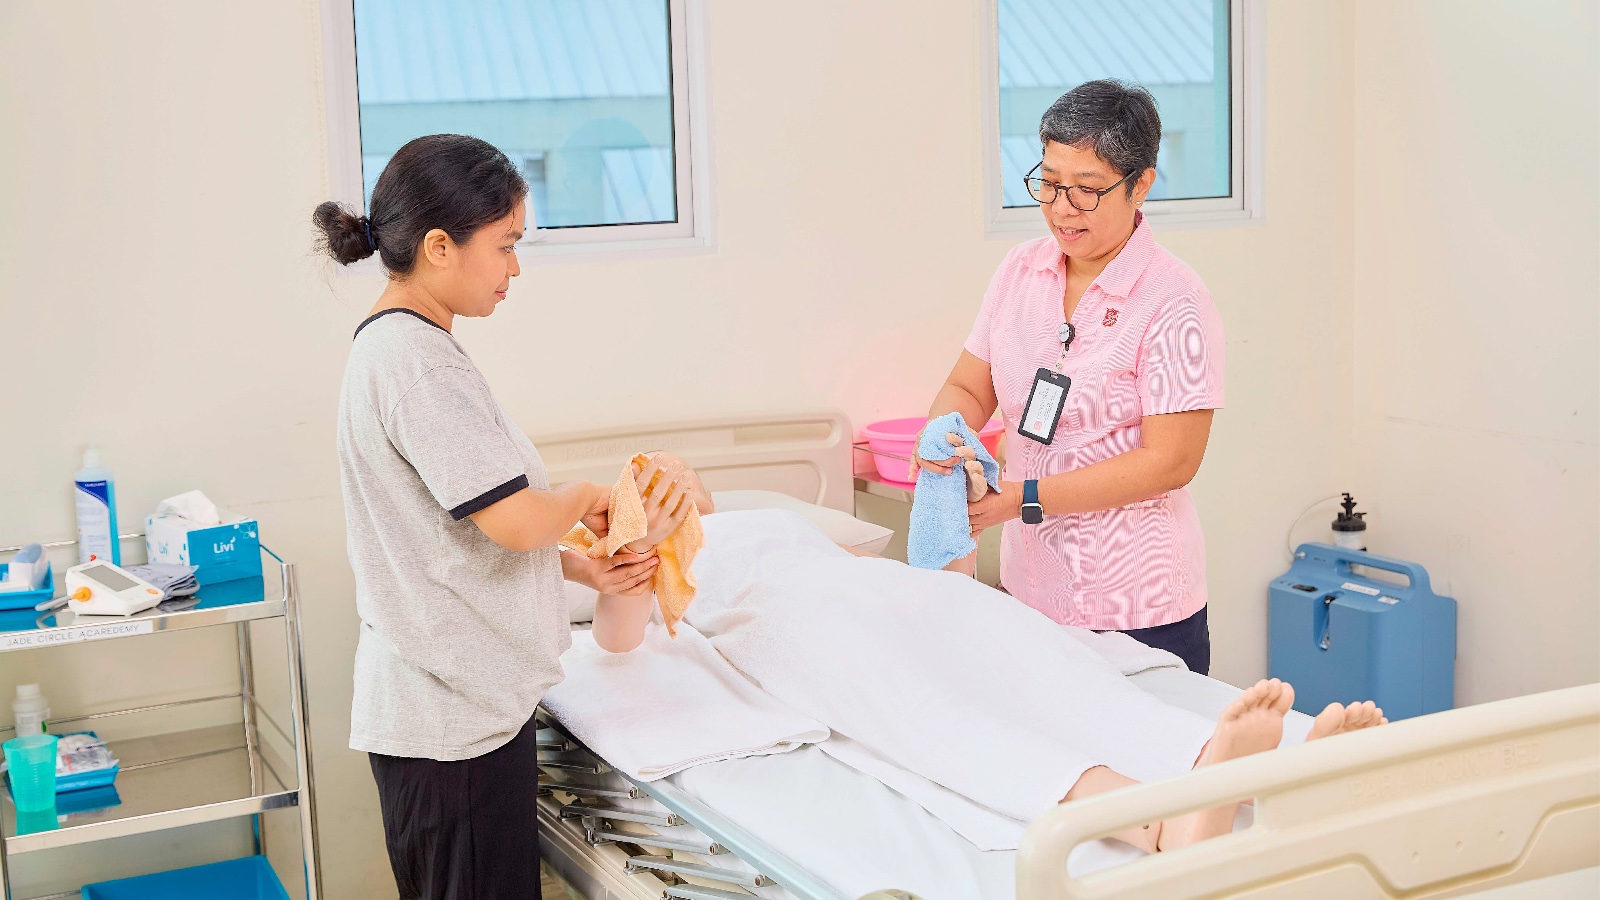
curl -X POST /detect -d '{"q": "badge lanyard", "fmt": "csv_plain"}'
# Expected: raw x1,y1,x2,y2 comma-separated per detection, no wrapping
1017,322,1074,445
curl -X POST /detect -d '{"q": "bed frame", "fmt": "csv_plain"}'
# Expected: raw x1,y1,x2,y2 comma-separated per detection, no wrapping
1018,683,1600,899
535,713,844,900
535,410,855,900
530,412,1600,900
536,409,855,513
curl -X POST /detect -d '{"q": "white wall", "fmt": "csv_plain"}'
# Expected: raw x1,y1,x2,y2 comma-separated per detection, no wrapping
0,1,366,894
0,1,1592,897
1349,0,1600,704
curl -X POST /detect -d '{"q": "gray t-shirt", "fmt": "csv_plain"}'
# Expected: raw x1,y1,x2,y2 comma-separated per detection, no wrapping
337,309,570,761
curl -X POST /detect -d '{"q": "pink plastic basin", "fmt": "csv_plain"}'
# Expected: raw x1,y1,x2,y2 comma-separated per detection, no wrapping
860,417,1004,484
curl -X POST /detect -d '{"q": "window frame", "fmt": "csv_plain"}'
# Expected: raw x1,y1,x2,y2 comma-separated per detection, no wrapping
318,0,716,263
980,0,1260,235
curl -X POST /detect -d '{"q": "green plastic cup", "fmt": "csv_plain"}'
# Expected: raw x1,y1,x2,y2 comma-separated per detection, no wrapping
14,803,58,835
4,734,58,812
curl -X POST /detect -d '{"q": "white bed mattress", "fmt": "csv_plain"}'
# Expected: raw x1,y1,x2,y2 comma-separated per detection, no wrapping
665,666,1315,900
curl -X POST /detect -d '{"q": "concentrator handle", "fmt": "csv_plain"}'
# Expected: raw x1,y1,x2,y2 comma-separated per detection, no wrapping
1298,543,1434,596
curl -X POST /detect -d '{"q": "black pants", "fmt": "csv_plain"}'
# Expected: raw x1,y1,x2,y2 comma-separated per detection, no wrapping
369,718,542,900
1116,605,1210,675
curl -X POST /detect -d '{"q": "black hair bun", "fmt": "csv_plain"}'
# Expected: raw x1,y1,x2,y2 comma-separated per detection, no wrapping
313,201,375,266
310,135,526,275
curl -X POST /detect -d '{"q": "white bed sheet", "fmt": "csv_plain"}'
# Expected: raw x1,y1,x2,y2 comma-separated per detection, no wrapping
667,666,1315,900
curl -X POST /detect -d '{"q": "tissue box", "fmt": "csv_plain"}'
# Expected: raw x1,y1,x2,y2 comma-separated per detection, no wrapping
144,515,261,586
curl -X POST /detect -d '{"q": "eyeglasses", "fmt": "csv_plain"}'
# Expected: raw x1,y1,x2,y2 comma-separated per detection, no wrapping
1023,162,1139,211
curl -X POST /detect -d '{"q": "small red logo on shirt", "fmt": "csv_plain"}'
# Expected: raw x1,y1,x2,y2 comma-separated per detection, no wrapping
1103,308,1119,327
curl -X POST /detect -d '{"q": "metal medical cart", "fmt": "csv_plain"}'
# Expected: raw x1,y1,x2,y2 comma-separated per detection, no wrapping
0,536,320,900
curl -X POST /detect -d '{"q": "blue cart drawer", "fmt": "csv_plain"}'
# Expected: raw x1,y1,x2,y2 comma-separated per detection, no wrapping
83,856,289,900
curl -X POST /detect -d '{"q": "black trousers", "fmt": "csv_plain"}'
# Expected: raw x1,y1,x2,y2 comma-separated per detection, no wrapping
1116,605,1211,675
369,718,542,900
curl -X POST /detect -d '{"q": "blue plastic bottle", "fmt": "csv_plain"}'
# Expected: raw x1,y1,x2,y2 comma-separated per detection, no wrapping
73,447,120,565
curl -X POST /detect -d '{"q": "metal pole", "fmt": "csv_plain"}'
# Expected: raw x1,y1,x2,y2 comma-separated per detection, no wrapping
281,561,322,900
0,802,11,900
238,620,262,856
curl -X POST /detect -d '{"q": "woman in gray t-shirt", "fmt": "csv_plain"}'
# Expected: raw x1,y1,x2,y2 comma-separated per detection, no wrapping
314,134,691,900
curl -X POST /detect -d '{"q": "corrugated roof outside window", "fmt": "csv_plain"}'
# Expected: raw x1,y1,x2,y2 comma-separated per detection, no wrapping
997,0,1230,205
355,0,672,105
998,0,1216,89
353,0,679,229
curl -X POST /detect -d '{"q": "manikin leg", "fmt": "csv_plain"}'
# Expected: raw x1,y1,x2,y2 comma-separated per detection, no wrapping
1060,680,1387,853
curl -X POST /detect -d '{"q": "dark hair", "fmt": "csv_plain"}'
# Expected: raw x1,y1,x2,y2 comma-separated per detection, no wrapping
1039,80,1161,197
313,134,528,272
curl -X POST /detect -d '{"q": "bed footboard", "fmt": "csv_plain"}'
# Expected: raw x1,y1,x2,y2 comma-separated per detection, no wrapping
1016,683,1600,899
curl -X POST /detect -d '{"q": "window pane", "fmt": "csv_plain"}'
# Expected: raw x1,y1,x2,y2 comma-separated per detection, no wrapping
354,0,677,229
998,0,1230,206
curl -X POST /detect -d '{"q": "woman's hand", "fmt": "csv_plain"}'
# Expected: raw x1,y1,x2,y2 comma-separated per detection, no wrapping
580,481,611,538
968,480,1023,534
562,549,658,596
626,457,695,553
908,427,960,479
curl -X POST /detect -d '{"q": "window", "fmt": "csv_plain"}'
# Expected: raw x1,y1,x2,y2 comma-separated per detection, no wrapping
984,0,1251,230
322,0,710,254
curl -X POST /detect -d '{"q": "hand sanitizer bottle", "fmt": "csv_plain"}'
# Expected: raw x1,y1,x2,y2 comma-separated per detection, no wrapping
74,446,121,565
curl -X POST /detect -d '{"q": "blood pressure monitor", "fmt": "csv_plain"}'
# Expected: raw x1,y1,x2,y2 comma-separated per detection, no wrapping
64,562,164,616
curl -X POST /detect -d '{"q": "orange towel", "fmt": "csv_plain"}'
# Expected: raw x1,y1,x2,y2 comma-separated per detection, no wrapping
561,453,704,636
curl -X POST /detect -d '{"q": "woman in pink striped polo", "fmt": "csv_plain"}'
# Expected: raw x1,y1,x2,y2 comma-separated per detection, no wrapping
915,80,1225,674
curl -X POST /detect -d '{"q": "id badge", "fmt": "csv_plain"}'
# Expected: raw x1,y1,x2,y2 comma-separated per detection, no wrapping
1018,368,1071,445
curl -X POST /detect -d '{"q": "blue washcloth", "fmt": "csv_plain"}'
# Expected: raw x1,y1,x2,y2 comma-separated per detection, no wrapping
907,413,1001,569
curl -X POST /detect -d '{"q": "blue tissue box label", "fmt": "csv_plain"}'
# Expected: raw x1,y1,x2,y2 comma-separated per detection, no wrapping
144,515,262,585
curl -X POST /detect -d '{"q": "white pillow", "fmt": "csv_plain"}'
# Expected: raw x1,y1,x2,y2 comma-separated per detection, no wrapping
562,490,896,624
709,490,894,555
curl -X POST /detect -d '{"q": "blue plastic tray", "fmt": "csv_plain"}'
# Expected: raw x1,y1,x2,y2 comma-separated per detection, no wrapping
83,856,290,900
58,783,121,816
0,563,53,611
56,730,120,793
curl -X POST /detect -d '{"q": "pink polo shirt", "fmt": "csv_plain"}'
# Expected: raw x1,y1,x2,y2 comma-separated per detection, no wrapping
965,214,1225,630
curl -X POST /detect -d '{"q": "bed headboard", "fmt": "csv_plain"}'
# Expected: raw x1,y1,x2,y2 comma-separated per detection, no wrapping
531,410,855,512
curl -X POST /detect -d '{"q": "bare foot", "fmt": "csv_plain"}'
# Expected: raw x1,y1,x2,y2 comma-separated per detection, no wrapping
1196,678,1295,766
1306,700,1387,741
1158,679,1295,851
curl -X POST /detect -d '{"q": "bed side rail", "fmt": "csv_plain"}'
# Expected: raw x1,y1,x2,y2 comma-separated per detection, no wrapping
1017,683,1600,899
537,710,850,900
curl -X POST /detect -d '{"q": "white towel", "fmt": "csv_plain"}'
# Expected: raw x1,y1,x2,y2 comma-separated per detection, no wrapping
810,633,1180,852
819,735,1029,851
541,622,829,781
686,510,1216,824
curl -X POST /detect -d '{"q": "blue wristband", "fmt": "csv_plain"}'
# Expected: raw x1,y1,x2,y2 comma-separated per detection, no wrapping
1021,479,1043,524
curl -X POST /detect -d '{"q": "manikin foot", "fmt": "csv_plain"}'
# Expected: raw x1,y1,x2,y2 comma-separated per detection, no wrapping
1197,678,1295,765
1157,679,1295,851
1306,700,1387,740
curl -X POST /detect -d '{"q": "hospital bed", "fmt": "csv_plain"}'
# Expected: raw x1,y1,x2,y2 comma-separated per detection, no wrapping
531,411,1600,900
